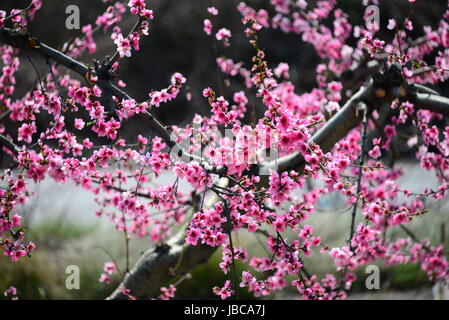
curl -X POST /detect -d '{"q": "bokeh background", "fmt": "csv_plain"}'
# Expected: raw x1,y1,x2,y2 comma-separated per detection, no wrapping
1,0,449,299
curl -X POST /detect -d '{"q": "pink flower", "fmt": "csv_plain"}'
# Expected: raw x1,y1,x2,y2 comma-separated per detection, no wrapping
299,225,313,239
11,250,27,262
74,118,85,130
12,214,21,227
128,0,145,8
215,28,231,41
387,19,396,30
114,34,132,58
186,228,201,245
384,125,396,138
203,19,212,35
207,7,219,15
159,284,177,300
274,62,289,79
0,11,6,27
213,280,234,300
390,211,408,226
27,242,36,252
128,0,153,19
142,10,154,19
273,216,286,232
99,273,110,283
3,286,18,300
170,72,186,85
240,271,256,288
120,288,136,300
18,122,37,144
103,262,117,275
202,87,213,97
329,246,353,269
404,19,413,31
368,145,382,159
311,237,321,246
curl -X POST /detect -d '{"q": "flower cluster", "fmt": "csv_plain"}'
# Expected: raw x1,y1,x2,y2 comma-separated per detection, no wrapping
213,280,234,300
112,1,154,60
3,286,18,300
149,73,186,108
99,262,117,284
128,0,154,19
2,0,449,301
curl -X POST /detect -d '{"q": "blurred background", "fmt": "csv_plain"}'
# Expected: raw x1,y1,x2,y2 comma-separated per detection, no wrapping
1,0,449,299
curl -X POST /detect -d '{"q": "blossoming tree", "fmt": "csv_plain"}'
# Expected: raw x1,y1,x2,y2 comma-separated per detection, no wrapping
1,0,449,300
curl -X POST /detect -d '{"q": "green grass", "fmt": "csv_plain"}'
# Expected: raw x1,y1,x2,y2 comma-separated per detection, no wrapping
386,264,429,290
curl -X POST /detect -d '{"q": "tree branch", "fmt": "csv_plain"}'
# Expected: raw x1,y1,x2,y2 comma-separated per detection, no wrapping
259,79,379,175
108,229,217,300
107,65,449,299
413,92,449,116
0,27,177,146
0,134,20,155
104,17,145,70
0,27,226,174
107,75,387,300
107,178,229,300
260,66,449,177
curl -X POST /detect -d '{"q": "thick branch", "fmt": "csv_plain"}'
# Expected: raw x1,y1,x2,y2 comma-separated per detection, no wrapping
260,80,378,174
108,79,381,300
0,28,128,98
413,92,449,116
108,229,217,300
108,179,228,300
0,27,174,147
109,67,406,299
341,58,381,94
0,27,225,173
259,66,449,176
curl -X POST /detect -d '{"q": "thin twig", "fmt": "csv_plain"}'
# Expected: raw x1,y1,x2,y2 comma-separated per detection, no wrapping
104,17,145,70
94,246,125,279
0,134,20,154
349,104,368,249
3,2,35,22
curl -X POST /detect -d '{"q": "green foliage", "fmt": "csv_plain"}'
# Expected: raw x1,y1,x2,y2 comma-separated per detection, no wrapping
387,264,429,290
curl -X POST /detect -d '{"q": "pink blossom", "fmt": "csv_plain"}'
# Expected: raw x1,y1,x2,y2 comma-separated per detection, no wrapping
99,273,110,283
215,28,231,41
387,19,396,30
74,118,85,130
114,34,132,58
3,286,18,300
103,262,117,275
18,122,37,143
203,19,212,35
207,7,219,15
213,280,234,300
